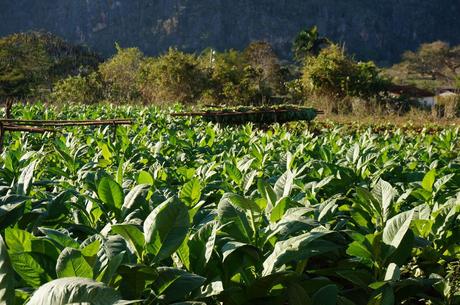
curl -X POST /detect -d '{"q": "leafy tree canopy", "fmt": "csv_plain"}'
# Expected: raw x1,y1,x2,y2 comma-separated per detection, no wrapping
302,44,389,99
0,31,100,99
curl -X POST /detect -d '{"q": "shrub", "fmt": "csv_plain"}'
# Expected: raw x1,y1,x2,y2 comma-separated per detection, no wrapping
302,45,389,99
51,73,102,104
433,94,460,118
99,45,144,102
199,50,267,106
139,48,208,104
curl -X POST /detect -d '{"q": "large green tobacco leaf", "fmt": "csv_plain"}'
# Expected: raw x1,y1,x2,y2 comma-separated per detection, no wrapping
274,170,295,199
0,196,27,230
17,160,37,195
9,252,53,288
121,184,149,216
137,170,154,186
188,221,217,272
180,178,202,207
270,197,292,223
384,263,400,281
5,227,33,253
217,196,253,243
154,267,206,303
220,193,261,213
39,228,80,249
0,235,14,305
371,179,396,223
144,197,190,262
382,210,414,254
96,251,125,285
97,177,124,213
312,284,338,305
421,169,436,192
257,180,277,210
56,247,94,279
118,264,158,300
263,229,341,275
26,277,134,305
287,282,312,305
111,224,145,258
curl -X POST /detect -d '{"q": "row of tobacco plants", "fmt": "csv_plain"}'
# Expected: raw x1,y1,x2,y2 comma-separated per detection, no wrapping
0,103,459,305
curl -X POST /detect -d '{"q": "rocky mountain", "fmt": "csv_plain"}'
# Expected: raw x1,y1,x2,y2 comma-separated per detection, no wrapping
1,0,459,65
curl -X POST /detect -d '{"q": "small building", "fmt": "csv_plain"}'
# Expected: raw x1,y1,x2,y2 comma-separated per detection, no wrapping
388,84,435,107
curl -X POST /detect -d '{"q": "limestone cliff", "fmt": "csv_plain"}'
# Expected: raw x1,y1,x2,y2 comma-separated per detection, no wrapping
1,0,459,64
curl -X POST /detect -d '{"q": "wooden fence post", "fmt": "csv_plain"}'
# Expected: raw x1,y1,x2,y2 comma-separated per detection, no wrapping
112,121,117,143
5,98,13,119
0,122,4,153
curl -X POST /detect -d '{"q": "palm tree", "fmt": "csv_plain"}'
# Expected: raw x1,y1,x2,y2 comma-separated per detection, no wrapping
292,26,330,62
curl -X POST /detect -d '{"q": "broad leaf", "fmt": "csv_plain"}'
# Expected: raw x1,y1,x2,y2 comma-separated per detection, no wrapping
10,252,52,288
221,193,261,213
287,282,312,305
97,177,124,213
180,178,202,207
383,210,414,254
5,228,33,253
274,170,294,199
137,170,154,186
121,184,149,216
384,263,400,281
26,277,125,305
372,179,396,223
154,267,206,303
112,224,145,258
17,160,37,195
0,235,14,305
39,228,80,249
144,198,190,262
421,169,436,192
56,247,94,279
217,197,253,243
263,229,340,275
312,284,337,305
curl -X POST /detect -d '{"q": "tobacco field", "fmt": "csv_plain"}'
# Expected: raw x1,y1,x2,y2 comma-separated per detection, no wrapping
0,104,459,305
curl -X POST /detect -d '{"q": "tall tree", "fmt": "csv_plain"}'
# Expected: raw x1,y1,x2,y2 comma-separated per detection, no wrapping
0,31,100,100
400,41,460,85
0,34,50,99
244,41,284,95
99,45,144,101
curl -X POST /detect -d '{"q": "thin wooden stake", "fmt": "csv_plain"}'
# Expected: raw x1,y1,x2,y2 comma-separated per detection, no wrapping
5,99,13,119
0,122,4,153
112,122,117,143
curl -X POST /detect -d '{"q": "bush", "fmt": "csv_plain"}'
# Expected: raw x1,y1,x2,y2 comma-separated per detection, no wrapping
51,73,102,104
199,50,267,106
139,48,208,104
433,94,460,118
99,45,144,102
302,45,389,100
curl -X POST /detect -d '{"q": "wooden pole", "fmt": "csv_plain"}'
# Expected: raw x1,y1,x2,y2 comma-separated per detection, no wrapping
0,119,133,127
5,99,12,119
0,122,4,153
112,121,117,143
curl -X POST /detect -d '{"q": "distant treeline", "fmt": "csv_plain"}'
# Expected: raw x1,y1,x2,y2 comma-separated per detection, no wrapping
1,30,459,115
